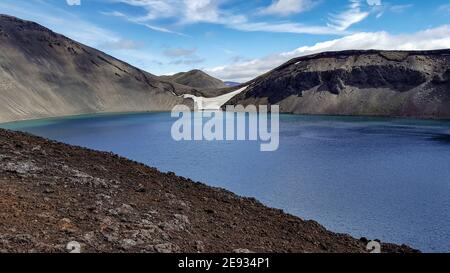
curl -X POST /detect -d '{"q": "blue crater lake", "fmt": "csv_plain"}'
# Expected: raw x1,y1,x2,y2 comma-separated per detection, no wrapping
2,112,450,252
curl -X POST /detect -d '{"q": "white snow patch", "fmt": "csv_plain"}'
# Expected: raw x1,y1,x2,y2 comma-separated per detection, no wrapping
182,86,248,111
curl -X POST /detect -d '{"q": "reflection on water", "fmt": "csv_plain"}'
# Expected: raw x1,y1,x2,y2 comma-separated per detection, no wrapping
431,134,450,143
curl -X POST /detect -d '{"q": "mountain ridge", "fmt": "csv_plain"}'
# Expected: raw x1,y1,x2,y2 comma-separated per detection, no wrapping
226,49,450,119
0,14,195,123
1,14,450,121
161,69,227,89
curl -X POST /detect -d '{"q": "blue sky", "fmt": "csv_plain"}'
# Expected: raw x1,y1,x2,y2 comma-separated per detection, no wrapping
1,0,450,82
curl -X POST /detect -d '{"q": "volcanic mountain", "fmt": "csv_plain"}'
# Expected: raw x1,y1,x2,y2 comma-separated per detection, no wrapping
227,50,450,119
161,69,226,89
0,14,195,123
2,14,450,122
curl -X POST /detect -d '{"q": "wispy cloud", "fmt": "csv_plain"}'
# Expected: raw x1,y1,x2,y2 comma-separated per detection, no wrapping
438,4,450,13
206,25,450,82
163,47,204,66
66,0,81,6
110,0,357,35
259,0,316,16
389,4,413,13
366,0,381,6
169,57,205,66
328,0,370,31
143,24,187,36
101,9,187,36
232,21,345,35
113,0,227,25
368,1,413,19
100,10,126,17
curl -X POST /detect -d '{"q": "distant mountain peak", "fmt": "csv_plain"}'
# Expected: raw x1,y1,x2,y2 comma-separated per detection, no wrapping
161,69,226,89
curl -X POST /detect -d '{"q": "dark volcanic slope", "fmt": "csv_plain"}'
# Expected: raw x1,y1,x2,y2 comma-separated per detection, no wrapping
0,129,417,253
228,50,450,119
0,14,194,123
161,69,226,89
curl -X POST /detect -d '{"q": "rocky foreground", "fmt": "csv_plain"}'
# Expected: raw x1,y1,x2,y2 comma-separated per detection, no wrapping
0,129,417,253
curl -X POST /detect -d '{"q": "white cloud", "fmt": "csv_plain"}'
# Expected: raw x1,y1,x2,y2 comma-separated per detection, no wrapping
66,0,81,6
259,0,315,16
372,3,412,19
101,10,187,36
328,0,369,31
100,11,126,17
182,0,222,23
366,0,381,6
162,47,205,66
113,0,345,35
117,0,224,24
109,0,388,35
143,24,187,36
232,21,344,35
438,4,450,13
206,25,450,82
389,4,413,13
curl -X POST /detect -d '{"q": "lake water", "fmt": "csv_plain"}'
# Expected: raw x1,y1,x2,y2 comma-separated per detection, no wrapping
2,112,450,252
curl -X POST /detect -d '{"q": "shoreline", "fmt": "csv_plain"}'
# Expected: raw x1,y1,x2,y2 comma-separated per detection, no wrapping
2,110,450,128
